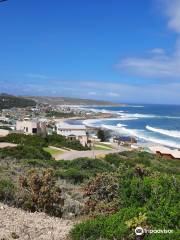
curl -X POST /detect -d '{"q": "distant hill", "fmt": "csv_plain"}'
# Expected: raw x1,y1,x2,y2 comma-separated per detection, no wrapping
23,96,125,106
0,94,36,110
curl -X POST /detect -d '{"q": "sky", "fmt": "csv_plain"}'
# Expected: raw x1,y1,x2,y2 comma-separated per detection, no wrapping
0,0,180,104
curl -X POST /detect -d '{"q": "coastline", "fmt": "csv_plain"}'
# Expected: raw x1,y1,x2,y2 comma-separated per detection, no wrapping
55,105,180,155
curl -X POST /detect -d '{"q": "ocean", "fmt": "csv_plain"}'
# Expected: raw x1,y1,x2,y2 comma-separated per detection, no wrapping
81,104,180,149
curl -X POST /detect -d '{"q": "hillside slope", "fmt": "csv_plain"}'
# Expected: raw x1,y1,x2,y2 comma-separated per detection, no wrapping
0,93,36,110
24,96,124,106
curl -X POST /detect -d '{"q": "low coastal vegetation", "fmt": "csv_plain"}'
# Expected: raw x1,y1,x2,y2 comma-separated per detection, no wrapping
71,152,180,240
0,133,179,239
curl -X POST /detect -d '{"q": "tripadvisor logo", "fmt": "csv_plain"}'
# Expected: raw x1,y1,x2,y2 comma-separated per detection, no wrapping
135,227,144,236
135,227,173,236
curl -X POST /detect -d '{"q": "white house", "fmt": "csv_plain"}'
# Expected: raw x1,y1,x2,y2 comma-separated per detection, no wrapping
56,122,87,146
16,119,46,135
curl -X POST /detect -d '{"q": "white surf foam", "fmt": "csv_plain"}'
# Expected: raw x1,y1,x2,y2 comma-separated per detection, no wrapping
146,125,180,139
101,124,180,149
117,112,180,120
136,134,180,149
82,117,138,127
117,123,127,127
81,107,124,115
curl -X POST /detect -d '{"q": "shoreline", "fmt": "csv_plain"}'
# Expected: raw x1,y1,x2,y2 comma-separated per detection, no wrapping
57,113,180,154
53,104,180,154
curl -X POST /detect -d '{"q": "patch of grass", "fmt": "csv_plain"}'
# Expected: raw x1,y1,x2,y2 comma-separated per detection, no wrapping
94,144,113,150
43,147,64,156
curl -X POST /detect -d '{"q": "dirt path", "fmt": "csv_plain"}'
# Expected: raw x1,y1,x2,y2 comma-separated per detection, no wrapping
0,203,74,240
0,142,17,148
55,147,125,160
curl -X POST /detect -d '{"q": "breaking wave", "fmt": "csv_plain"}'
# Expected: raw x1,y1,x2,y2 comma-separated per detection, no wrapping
118,113,180,119
146,125,180,138
102,124,180,149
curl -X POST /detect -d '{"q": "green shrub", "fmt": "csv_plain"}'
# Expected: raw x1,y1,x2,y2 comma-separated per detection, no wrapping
71,158,113,173
0,133,47,148
104,153,127,167
70,207,146,240
0,145,52,160
104,152,152,168
71,205,179,240
22,158,114,184
0,178,15,201
71,159,180,239
55,168,87,184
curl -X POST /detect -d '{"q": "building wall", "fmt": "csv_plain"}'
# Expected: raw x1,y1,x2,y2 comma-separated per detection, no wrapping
16,120,46,136
16,121,38,134
57,127,87,146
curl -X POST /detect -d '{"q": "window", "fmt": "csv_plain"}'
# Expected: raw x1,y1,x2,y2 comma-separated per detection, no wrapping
32,128,37,134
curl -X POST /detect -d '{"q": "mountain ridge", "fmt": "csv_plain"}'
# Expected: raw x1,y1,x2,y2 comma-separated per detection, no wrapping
22,95,125,106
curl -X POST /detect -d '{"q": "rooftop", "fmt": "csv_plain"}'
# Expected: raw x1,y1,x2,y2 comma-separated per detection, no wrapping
56,123,86,130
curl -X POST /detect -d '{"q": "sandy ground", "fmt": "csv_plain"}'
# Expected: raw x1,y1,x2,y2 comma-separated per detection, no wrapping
0,142,17,148
55,148,125,160
0,203,74,240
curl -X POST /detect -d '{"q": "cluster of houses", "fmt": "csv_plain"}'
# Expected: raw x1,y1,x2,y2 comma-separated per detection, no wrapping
15,119,89,146
0,117,138,148
1,117,180,159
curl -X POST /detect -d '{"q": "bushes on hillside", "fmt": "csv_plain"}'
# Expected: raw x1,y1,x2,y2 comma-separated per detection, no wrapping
55,158,114,184
70,158,113,172
56,168,87,184
71,204,180,240
17,169,64,217
70,207,148,240
71,159,180,239
84,173,120,215
0,145,52,160
21,157,115,184
0,133,47,148
105,152,152,168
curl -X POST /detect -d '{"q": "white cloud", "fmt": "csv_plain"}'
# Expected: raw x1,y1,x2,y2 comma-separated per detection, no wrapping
162,0,180,33
119,51,180,78
148,48,166,55
25,73,54,80
107,92,119,97
1,79,180,104
81,81,180,104
117,0,180,79
88,91,97,96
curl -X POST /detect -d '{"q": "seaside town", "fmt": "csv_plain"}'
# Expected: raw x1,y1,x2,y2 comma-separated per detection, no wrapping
0,97,136,158
0,95,179,160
